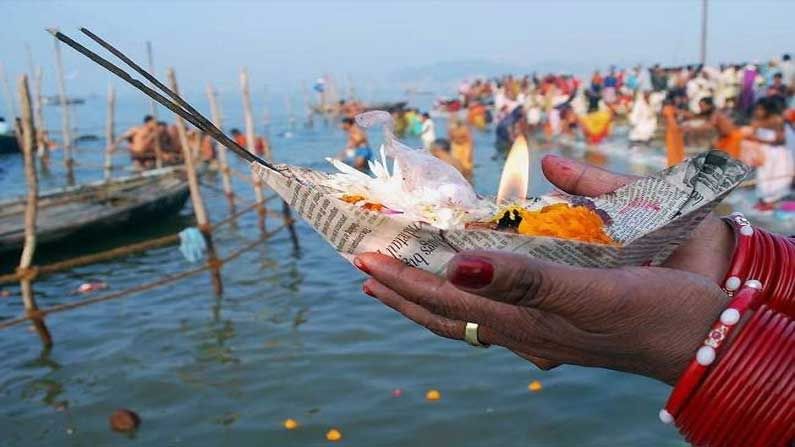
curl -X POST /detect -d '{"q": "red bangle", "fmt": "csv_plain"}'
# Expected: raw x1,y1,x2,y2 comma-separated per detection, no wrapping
677,308,776,444
709,313,790,447
732,320,795,446
722,213,795,314
674,307,795,446
659,281,763,423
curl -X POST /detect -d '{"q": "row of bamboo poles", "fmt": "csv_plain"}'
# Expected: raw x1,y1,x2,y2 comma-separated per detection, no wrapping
5,38,300,347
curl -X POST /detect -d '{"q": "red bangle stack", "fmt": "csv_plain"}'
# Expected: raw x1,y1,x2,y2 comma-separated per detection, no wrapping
659,213,795,446
660,281,762,422
722,213,795,313
676,306,795,446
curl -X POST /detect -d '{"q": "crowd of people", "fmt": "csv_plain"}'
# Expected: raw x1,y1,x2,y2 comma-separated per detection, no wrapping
426,55,795,210
118,115,270,170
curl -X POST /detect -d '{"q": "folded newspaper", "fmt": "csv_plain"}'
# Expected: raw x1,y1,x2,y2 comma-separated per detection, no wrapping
254,111,749,274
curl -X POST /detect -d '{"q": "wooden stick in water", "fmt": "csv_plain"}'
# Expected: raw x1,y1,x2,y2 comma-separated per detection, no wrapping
52,35,75,185
146,40,158,118
0,63,16,120
17,75,53,347
241,68,267,233
104,83,115,180
206,83,236,213
32,67,49,163
47,28,269,169
167,68,223,296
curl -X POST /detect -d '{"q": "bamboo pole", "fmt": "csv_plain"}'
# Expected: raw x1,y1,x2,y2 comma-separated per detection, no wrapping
53,36,75,185
206,83,235,213
17,75,53,347
167,68,223,296
104,83,116,180
240,68,266,233
144,43,163,168
32,67,49,163
0,63,16,119
146,41,158,118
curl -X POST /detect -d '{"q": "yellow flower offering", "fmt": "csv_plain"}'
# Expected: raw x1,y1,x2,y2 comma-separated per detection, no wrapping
425,389,441,401
326,428,343,442
493,203,615,245
528,380,543,392
283,418,299,430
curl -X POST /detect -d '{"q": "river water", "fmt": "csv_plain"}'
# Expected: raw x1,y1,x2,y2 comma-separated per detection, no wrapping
0,91,780,446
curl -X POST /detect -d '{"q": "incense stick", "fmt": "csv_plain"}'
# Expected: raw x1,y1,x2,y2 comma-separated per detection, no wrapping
46,28,271,168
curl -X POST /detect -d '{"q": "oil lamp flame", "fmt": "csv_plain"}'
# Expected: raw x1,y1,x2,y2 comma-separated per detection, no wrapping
496,135,529,204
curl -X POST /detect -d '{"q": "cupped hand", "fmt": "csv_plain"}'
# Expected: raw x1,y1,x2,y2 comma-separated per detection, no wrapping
357,251,726,385
540,154,735,283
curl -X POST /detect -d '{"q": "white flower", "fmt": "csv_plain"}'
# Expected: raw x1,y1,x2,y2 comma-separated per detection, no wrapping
323,142,493,229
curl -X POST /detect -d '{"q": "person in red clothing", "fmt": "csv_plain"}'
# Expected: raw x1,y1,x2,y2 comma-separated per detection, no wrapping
230,128,269,156
354,155,795,446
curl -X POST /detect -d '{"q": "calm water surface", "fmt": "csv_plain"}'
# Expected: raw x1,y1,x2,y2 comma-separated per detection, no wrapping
0,93,761,446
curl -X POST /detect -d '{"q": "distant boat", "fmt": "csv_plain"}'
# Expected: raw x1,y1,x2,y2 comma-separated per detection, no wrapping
0,166,190,254
42,95,86,106
364,101,407,112
0,134,20,154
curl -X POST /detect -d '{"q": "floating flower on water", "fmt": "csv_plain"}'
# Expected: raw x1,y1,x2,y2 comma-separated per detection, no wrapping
425,389,441,401
326,428,343,441
283,418,299,430
0,289,10,298
77,282,107,294
528,380,543,392
391,388,403,398
109,408,140,433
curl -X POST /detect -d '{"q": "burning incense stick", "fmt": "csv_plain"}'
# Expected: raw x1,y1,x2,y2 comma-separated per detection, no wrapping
46,27,273,170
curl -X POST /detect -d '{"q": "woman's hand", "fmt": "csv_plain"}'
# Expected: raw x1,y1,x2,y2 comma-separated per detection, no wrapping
540,154,735,282
357,251,726,385
360,155,734,383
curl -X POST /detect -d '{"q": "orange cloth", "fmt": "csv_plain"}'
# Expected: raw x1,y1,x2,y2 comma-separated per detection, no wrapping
714,129,743,159
663,105,684,166
580,110,612,144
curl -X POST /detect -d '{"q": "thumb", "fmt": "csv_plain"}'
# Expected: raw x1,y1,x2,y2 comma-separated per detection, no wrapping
446,250,621,316
541,154,637,197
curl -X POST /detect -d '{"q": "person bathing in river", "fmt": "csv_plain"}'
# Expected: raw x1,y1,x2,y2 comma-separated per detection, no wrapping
419,113,436,150
118,115,158,169
680,97,743,159
448,118,473,178
429,138,467,179
578,93,613,145
230,128,269,156
740,97,794,211
337,117,372,171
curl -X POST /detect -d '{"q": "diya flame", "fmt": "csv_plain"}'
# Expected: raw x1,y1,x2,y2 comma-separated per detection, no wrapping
493,136,615,245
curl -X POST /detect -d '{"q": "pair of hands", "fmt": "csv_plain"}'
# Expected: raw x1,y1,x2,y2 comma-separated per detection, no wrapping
355,154,735,385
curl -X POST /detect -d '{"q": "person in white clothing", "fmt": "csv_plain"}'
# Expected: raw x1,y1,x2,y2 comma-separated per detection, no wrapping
420,113,436,150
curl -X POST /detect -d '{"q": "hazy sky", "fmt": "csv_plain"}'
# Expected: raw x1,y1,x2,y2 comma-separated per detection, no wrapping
2,0,795,103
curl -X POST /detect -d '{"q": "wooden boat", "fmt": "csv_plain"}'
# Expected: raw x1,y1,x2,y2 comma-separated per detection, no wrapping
0,166,190,254
0,134,20,154
43,95,86,106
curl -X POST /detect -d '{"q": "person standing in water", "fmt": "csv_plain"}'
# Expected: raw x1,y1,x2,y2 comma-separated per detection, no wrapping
420,113,436,150
740,97,793,210
118,115,158,169
682,97,743,159
337,117,372,171
448,118,473,178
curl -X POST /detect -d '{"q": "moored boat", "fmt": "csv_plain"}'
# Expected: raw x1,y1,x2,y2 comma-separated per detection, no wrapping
0,134,20,154
0,166,190,255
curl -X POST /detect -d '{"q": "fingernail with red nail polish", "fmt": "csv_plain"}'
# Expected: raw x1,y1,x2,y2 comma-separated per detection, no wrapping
362,282,375,297
353,257,370,274
448,255,494,289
